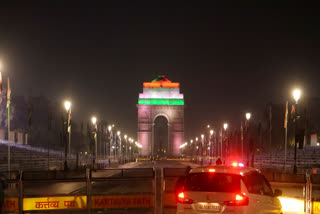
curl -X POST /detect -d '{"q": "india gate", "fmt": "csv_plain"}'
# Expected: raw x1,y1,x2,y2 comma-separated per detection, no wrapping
137,76,184,157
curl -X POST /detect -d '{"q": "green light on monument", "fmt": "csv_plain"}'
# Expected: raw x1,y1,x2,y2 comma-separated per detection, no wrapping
138,98,184,105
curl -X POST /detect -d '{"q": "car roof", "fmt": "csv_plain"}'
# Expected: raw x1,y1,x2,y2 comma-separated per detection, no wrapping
188,164,259,175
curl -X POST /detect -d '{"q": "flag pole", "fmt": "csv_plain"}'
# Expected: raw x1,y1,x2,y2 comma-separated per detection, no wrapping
284,101,288,170
7,77,10,172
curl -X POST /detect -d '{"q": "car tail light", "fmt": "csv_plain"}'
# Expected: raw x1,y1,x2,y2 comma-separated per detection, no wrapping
224,193,249,206
177,192,193,204
232,162,244,167
209,168,216,172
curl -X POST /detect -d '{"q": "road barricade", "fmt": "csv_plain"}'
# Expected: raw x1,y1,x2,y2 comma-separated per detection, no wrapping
161,168,189,214
89,168,155,213
1,168,156,214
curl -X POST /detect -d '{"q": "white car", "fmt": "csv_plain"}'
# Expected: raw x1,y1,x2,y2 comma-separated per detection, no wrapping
176,162,283,214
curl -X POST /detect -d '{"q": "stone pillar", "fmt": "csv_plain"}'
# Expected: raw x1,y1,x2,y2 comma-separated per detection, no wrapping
9,131,15,142
137,105,153,156
24,133,28,145
17,132,24,144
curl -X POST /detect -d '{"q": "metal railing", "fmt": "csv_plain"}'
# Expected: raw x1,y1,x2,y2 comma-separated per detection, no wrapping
1,168,155,214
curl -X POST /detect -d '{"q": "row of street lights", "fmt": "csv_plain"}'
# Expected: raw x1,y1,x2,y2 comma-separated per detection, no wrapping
63,100,141,169
182,88,302,172
182,112,252,165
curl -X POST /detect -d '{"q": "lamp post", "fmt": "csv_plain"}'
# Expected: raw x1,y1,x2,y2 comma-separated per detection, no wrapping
117,131,121,163
245,112,252,166
128,138,132,161
108,125,112,160
222,123,228,160
92,116,97,167
210,130,214,159
293,89,301,174
63,101,71,170
201,134,204,164
190,139,194,161
124,135,128,163
130,138,134,160
64,101,72,154
195,137,199,163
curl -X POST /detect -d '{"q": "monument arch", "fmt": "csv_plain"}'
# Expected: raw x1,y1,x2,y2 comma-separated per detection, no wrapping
137,76,184,157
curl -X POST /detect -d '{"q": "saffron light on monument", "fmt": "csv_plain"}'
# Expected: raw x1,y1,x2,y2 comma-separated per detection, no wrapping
137,76,184,157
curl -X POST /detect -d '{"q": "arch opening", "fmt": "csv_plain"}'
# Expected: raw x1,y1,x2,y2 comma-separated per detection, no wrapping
153,116,168,157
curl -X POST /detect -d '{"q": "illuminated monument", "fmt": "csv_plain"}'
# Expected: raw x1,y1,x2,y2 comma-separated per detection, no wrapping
137,76,184,157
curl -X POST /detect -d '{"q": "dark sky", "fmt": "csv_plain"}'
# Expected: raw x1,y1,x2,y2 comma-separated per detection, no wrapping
0,1,320,140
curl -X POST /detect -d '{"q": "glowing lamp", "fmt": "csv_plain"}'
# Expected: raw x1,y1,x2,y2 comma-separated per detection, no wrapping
246,112,251,120
293,89,301,103
64,101,71,112
91,117,97,125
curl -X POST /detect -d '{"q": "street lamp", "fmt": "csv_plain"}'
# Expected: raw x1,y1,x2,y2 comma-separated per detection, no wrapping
210,130,214,158
108,125,113,160
223,123,228,131
64,101,71,154
221,123,228,160
201,134,204,160
246,112,251,121
92,116,97,168
91,117,97,125
245,112,252,167
63,100,71,170
117,131,121,162
124,135,128,162
293,88,301,174
293,89,301,104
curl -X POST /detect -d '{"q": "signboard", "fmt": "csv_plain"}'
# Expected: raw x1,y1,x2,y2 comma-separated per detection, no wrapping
92,195,154,209
313,201,320,214
23,196,87,211
2,197,19,213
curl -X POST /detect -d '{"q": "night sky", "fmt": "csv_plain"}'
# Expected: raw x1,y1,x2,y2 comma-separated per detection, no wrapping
0,2,320,140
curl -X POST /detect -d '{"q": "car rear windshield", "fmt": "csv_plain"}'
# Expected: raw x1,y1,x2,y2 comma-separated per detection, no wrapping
184,173,241,192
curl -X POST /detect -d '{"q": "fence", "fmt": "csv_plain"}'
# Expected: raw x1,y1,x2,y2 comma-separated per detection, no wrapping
2,167,320,214
1,168,155,214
